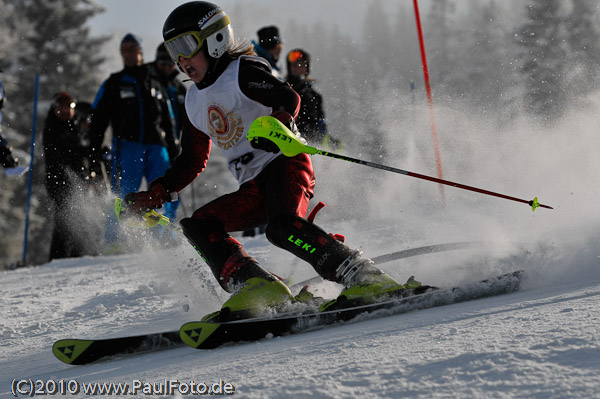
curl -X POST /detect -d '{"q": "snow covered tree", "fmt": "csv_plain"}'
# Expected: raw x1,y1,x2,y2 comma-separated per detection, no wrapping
424,0,457,97
357,2,393,163
391,1,422,88
563,0,600,100
451,0,517,116
515,0,569,124
13,0,108,110
360,1,395,79
0,0,109,266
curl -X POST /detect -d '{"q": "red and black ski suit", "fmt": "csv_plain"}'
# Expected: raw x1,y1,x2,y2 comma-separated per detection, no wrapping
149,56,356,292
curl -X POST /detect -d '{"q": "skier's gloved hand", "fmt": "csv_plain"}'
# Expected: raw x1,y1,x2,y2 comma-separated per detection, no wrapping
250,136,280,153
123,181,170,215
250,110,305,154
0,145,17,168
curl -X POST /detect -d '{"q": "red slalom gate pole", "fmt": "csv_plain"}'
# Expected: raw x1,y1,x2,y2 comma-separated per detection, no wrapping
413,0,445,203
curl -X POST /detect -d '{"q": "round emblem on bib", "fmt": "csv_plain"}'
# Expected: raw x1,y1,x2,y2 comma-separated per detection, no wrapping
208,105,229,135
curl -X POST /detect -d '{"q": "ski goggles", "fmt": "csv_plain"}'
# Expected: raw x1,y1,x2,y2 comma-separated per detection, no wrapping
288,51,305,63
164,15,230,61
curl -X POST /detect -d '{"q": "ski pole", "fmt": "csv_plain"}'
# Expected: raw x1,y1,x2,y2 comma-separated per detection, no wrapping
247,116,553,211
22,74,40,264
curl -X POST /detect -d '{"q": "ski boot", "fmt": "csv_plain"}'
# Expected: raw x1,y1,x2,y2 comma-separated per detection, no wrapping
319,251,425,312
202,277,294,322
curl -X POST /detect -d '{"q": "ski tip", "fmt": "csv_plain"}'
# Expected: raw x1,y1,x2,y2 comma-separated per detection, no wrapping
52,339,94,365
179,322,221,349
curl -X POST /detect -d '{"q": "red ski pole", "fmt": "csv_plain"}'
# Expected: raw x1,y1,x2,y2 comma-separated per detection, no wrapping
247,116,554,211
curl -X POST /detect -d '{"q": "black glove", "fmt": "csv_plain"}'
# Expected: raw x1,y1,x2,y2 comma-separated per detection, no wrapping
250,137,280,153
0,145,17,168
123,181,170,215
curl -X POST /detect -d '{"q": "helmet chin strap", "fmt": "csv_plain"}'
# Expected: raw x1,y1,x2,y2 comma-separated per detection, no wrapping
194,46,224,89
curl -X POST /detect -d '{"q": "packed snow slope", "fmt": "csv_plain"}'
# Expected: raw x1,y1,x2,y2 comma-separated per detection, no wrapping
1,227,599,399
2,99,600,398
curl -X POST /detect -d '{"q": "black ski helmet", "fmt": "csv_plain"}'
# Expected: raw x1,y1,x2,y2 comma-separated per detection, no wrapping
162,1,233,61
287,48,311,76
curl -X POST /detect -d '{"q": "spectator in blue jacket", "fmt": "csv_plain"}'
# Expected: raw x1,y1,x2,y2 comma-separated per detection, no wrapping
89,33,177,252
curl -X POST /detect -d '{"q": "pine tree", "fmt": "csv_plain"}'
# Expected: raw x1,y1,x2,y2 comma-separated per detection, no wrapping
451,0,518,118
563,0,600,99
14,0,108,108
0,0,109,266
391,1,422,93
515,0,569,124
424,0,457,97
361,1,394,78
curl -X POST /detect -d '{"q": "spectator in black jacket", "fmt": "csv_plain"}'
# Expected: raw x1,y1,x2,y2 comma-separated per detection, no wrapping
285,49,342,149
0,132,16,169
0,76,18,169
43,92,94,260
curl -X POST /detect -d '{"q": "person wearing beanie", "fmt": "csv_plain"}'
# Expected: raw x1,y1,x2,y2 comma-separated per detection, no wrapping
120,33,143,68
251,25,284,80
121,33,142,48
43,91,96,260
89,33,177,253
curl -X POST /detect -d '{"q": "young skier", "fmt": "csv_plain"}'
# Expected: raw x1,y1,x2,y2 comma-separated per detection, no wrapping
123,1,421,320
